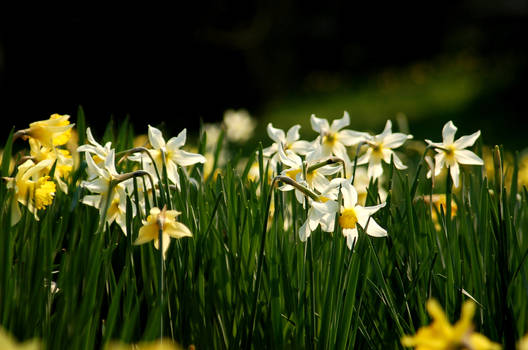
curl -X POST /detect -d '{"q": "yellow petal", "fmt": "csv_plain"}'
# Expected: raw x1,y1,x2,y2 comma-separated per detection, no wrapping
134,223,159,245
164,221,193,239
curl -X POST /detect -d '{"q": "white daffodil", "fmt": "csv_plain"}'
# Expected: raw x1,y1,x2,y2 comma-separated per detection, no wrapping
310,112,369,161
77,127,113,180
339,180,387,249
425,121,484,188
223,109,257,143
357,120,413,179
298,179,341,241
263,123,312,172
6,159,56,225
80,149,134,234
135,126,206,189
277,145,340,204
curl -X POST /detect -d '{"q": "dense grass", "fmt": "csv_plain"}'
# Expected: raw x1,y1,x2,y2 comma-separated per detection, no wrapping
1,108,527,349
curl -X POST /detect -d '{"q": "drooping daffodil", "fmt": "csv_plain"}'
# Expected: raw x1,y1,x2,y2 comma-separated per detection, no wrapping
310,111,369,162
77,127,113,179
134,206,193,259
339,179,387,249
401,299,501,350
80,149,135,234
5,159,56,226
425,121,484,188
357,120,413,179
17,114,74,148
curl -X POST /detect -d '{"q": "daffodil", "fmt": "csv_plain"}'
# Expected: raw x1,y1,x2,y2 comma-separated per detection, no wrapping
401,299,501,350
310,112,369,161
80,150,134,234
518,333,528,350
133,126,205,189
357,120,413,179
134,206,193,259
223,109,256,143
298,179,341,241
347,166,387,205
6,159,56,225
277,145,340,203
339,179,386,249
425,121,483,188
18,114,74,148
77,127,113,178
29,138,73,193
0,327,42,350
422,194,458,231
263,123,312,172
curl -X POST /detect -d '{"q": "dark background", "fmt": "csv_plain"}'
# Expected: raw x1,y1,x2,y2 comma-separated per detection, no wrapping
1,3,527,145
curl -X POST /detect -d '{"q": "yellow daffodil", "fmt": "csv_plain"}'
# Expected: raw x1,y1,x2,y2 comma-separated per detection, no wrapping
401,299,501,350
6,159,56,225
425,121,483,188
134,206,193,259
0,327,41,350
29,138,73,193
105,338,183,350
357,120,413,179
422,194,458,231
18,114,74,148
339,179,386,249
518,333,528,350
310,111,369,161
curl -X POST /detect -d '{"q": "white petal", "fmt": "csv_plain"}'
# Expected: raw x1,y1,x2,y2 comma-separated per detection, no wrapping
338,129,369,146
391,152,408,170
356,148,372,165
286,125,301,143
341,181,358,208
368,159,383,179
450,162,460,188
312,200,338,215
86,127,98,146
330,111,350,132
442,121,457,145
310,114,329,133
148,125,166,149
332,142,351,163
453,130,480,149
290,140,314,155
311,173,330,192
267,123,286,144
299,220,311,241
345,229,358,250
382,133,412,149
166,129,187,151
173,149,206,166
356,202,386,219
81,194,102,208
455,149,484,165
166,160,181,188
105,149,118,176
363,217,387,237
379,120,393,139
278,147,301,168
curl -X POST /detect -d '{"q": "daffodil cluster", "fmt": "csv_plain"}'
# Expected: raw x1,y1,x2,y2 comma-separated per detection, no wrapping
262,114,484,249
5,114,75,225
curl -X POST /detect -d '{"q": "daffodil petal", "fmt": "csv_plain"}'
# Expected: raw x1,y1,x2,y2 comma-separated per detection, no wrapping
148,125,166,149
442,120,458,144
310,114,329,133
453,130,480,149
266,123,286,144
455,149,484,165
330,111,350,132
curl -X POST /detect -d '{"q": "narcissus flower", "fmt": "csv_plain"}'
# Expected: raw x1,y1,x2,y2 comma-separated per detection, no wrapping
310,112,369,161
339,179,386,249
6,159,56,225
19,114,74,148
29,138,73,193
357,120,413,179
401,299,501,350
425,121,483,188
223,109,256,143
263,123,312,172
0,327,42,350
77,127,113,178
80,150,134,234
136,126,206,189
134,206,193,259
